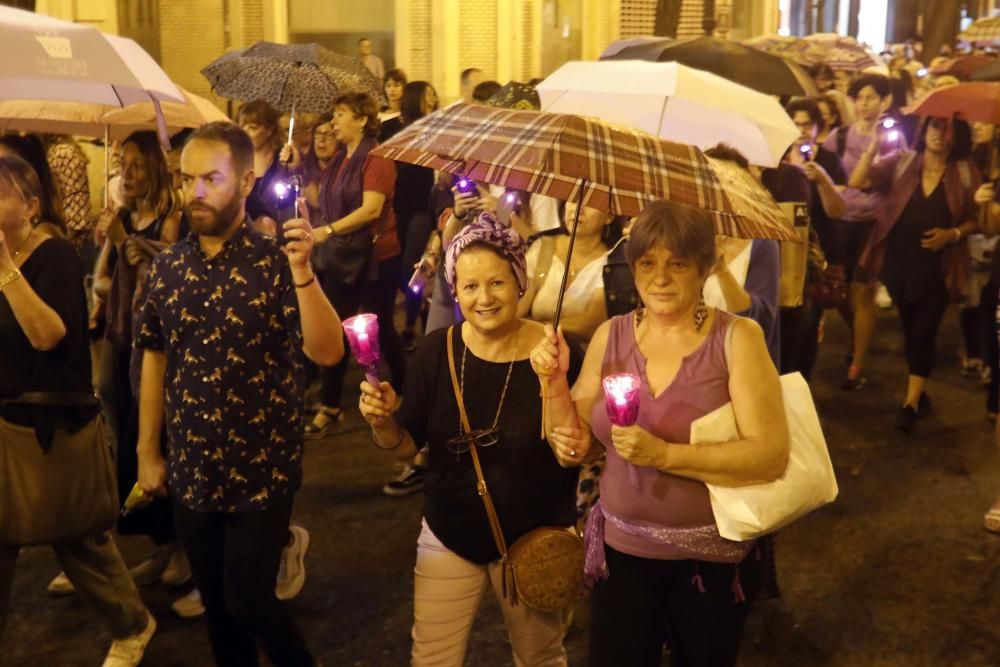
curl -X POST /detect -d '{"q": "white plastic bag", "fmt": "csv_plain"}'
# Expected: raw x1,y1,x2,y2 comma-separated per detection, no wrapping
690,371,838,541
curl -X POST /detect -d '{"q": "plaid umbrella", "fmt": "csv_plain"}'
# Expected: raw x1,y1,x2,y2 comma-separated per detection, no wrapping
201,41,385,113
372,103,794,241
792,34,886,72
604,35,818,97
959,16,1000,44
905,83,1000,124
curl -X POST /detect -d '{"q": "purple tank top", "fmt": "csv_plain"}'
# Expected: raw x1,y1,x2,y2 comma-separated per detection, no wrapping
591,309,753,563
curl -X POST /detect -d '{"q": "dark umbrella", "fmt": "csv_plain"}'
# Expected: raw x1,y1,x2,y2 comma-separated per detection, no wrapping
603,36,818,97
482,81,541,110
201,41,385,114
931,55,996,80
969,58,1000,82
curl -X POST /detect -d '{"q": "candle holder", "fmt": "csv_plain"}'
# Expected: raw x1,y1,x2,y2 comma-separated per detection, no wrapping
343,313,381,386
603,373,641,427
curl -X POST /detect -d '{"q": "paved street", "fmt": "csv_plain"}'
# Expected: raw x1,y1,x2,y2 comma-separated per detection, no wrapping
5,307,1000,667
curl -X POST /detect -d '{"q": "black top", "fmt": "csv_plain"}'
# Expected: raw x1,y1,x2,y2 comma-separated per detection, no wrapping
247,150,287,222
378,116,404,143
881,181,952,304
397,326,583,564
0,237,90,400
808,146,848,252
135,223,305,513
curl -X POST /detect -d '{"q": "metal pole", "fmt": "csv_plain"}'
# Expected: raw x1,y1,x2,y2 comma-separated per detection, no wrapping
551,180,587,331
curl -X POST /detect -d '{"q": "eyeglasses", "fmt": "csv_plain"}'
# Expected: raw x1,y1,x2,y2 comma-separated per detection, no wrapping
314,131,336,141
445,428,500,455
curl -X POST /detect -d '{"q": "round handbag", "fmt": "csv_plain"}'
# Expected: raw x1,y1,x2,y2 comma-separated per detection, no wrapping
509,526,584,612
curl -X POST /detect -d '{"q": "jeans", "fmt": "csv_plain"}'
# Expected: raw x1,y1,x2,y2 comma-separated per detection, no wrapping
411,520,567,667
0,532,148,643
173,493,314,667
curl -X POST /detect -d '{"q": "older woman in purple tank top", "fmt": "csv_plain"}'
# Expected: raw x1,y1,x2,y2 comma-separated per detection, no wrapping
531,200,790,667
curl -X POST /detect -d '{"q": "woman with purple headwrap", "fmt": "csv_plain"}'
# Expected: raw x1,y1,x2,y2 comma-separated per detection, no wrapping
359,212,585,665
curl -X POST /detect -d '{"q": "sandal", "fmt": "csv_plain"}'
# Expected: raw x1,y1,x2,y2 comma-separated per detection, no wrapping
303,406,343,440
984,504,1000,534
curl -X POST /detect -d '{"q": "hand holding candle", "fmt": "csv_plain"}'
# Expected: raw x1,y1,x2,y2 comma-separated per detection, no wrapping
603,373,642,487
343,313,381,386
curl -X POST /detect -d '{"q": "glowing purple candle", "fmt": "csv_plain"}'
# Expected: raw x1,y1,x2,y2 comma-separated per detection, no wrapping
343,313,381,386
407,266,429,295
603,373,641,426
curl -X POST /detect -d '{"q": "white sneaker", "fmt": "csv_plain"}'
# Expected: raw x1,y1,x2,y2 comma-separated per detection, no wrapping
275,525,310,601
875,283,893,309
102,611,156,667
47,571,75,596
170,588,205,618
161,544,192,587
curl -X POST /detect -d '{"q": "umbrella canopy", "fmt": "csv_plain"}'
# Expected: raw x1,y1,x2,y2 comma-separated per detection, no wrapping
0,88,227,140
930,55,996,79
0,7,182,107
600,36,672,59
603,35,818,97
201,41,385,113
742,34,803,57
535,60,798,168
958,16,1000,44
793,33,886,72
905,83,1000,124
372,103,795,241
482,81,541,110
968,58,1000,82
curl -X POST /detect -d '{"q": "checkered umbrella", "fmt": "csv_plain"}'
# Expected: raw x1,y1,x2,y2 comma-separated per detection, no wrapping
741,34,803,57
201,41,385,113
374,103,795,329
794,34,886,72
372,103,794,241
959,16,1000,44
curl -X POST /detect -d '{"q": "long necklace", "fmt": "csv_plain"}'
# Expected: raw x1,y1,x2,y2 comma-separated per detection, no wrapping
11,228,33,260
459,328,518,434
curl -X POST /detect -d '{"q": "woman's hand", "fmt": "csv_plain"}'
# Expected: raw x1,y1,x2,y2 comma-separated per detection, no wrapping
530,324,570,381
802,160,830,184
975,182,995,206
122,237,148,266
922,227,957,252
358,380,400,428
137,449,168,497
548,426,590,467
279,143,302,169
452,188,481,219
95,209,126,246
611,424,666,469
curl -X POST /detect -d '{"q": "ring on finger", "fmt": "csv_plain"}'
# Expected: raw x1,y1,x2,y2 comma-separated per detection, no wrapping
569,449,577,457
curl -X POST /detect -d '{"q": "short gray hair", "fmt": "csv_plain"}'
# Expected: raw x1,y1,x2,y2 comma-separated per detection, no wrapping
626,200,716,276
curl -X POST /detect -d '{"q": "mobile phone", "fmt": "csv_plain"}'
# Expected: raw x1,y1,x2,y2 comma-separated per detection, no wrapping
453,176,479,196
273,176,302,244
799,144,813,162
495,190,521,226
881,118,900,144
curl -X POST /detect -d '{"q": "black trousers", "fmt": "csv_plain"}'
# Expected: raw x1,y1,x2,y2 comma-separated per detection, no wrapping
589,545,763,667
779,305,822,380
897,285,950,379
319,256,405,407
981,281,999,413
174,493,314,667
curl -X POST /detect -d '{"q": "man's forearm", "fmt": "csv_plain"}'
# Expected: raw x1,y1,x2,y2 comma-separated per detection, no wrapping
137,350,167,457
291,265,344,366
817,177,847,220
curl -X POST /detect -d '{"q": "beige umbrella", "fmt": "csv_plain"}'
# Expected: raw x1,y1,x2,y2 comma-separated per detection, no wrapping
0,87,227,140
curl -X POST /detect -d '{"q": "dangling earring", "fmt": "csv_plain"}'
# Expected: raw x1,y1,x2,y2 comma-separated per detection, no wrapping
694,291,709,332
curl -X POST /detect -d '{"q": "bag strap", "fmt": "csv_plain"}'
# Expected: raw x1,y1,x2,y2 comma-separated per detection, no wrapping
836,126,848,159
445,326,519,604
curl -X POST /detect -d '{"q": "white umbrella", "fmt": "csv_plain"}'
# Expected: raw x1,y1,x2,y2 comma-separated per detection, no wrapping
0,7,182,107
536,60,798,168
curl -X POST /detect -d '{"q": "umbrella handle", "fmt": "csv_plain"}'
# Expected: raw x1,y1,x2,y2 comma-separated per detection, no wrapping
551,180,587,332
287,101,296,147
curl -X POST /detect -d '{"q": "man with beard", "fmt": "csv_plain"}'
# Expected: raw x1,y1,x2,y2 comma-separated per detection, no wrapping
134,122,342,666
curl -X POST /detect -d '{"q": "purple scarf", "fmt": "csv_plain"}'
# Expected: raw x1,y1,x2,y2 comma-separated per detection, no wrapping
318,136,378,226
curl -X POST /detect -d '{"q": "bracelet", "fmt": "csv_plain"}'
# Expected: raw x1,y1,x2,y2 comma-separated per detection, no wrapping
0,268,22,291
952,228,963,243
293,273,316,288
325,224,336,239
371,427,405,450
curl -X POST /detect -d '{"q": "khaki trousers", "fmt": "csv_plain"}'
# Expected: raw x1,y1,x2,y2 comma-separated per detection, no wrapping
411,519,568,667
0,531,148,643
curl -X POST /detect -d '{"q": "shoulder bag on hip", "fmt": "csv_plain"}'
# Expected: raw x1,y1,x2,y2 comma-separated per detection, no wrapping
446,327,583,612
0,392,118,546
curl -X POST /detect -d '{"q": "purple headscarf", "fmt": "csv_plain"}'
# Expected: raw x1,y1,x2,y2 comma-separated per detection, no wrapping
444,211,529,295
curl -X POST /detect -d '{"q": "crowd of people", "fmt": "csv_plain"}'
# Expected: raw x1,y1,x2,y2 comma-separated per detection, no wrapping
1,35,1000,667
